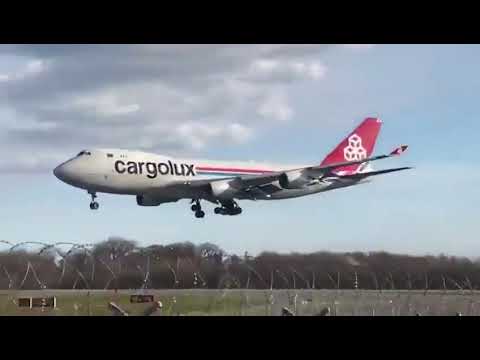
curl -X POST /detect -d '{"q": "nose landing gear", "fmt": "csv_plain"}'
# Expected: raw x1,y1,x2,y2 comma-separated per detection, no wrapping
89,191,99,210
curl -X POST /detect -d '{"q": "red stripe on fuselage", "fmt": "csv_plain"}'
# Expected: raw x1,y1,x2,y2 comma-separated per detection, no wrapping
195,166,275,174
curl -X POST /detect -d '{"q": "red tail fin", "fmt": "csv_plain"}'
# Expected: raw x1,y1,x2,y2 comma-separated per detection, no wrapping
320,117,382,175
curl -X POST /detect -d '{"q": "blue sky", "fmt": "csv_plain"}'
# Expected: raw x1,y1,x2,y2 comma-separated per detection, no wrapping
0,45,478,257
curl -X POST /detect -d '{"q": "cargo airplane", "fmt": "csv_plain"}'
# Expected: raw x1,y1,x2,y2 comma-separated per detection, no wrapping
53,117,411,218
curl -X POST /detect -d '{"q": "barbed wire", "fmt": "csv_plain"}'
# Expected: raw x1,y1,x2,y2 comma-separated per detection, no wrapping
0,240,479,293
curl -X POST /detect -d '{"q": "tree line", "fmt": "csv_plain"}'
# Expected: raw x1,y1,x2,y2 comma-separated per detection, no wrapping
0,237,479,290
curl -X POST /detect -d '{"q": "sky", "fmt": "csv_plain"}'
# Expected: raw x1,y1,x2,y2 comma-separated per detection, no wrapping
0,44,478,257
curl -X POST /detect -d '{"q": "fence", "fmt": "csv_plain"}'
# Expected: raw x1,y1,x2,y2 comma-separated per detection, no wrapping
1,239,480,315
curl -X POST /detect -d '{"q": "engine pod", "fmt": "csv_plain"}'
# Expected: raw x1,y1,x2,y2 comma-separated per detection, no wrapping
209,180,237,200
279,170,311,189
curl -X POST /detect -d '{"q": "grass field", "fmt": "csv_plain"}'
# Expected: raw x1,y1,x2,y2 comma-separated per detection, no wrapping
1,289,479,316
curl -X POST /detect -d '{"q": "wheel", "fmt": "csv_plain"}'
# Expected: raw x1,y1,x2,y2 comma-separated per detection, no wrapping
224,207,242,216
191,204,198,212
195,210,205,218
90,201,99,210
214,207,222,214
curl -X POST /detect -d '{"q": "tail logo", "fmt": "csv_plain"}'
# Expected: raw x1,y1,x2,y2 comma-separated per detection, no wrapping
343,134,367,161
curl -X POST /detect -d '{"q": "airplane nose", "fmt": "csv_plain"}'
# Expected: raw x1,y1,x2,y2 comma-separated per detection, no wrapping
53,164,65,180
54,162,76,183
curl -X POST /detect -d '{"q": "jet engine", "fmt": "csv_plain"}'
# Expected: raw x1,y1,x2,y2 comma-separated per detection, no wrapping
136,195,178,206
210,180,237,199
278,170,311,189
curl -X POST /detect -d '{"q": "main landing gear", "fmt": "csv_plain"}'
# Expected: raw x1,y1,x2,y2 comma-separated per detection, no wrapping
89,191,99,210
190,199,205,218
190,199,243,218
214,200,242,216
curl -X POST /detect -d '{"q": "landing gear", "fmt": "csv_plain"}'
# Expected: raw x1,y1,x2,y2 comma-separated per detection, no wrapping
89,191,99,210
195,210,205,218
189,199,242,218
214,200,242,216
191,199,205,219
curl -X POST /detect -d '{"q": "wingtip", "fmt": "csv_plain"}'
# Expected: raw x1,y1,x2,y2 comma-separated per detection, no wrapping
390,145,409,156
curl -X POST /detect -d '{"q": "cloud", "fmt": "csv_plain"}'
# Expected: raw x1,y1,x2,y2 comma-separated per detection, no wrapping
244,59,327,83
0,45,341,172
72,93,141,117
257,92,293,121
176,122,254,151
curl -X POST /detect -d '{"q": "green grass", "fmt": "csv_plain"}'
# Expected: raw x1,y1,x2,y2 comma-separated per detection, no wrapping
0,290,260,316
2,289,480,316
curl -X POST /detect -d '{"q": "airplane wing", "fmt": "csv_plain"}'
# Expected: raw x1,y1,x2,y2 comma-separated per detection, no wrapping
333,166,413,181
302,145,409,176
225,145,410,189
148,145,409,197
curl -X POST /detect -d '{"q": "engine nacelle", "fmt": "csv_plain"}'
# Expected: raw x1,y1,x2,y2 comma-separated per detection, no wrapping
278,170,311,189
210,180,237,199
136,195,178,206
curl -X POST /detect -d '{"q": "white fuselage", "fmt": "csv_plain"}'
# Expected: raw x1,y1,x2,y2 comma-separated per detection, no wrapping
53,148,364,204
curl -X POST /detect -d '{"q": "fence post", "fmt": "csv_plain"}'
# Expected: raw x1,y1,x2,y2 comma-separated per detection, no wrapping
87,291,91,316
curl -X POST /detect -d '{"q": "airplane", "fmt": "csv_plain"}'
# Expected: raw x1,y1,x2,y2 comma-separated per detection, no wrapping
53,117,411,218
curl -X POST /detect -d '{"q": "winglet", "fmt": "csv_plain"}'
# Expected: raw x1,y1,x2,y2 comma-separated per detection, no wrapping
389,145,408,156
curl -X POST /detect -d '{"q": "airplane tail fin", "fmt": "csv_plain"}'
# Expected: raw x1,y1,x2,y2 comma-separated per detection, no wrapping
320,117,382,175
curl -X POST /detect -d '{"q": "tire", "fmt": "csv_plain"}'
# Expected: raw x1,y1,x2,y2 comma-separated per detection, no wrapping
214,207,222,214
191,204,198,212
195,210,205,218
90,202,99,210
219,208,228,216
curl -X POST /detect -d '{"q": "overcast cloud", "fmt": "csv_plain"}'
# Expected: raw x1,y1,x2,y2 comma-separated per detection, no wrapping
0,44,370,172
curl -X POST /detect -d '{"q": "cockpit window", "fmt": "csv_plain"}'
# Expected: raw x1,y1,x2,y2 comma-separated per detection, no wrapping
77,150,92,157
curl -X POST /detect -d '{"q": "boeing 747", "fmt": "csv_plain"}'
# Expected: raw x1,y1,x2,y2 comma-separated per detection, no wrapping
53,117,411,218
